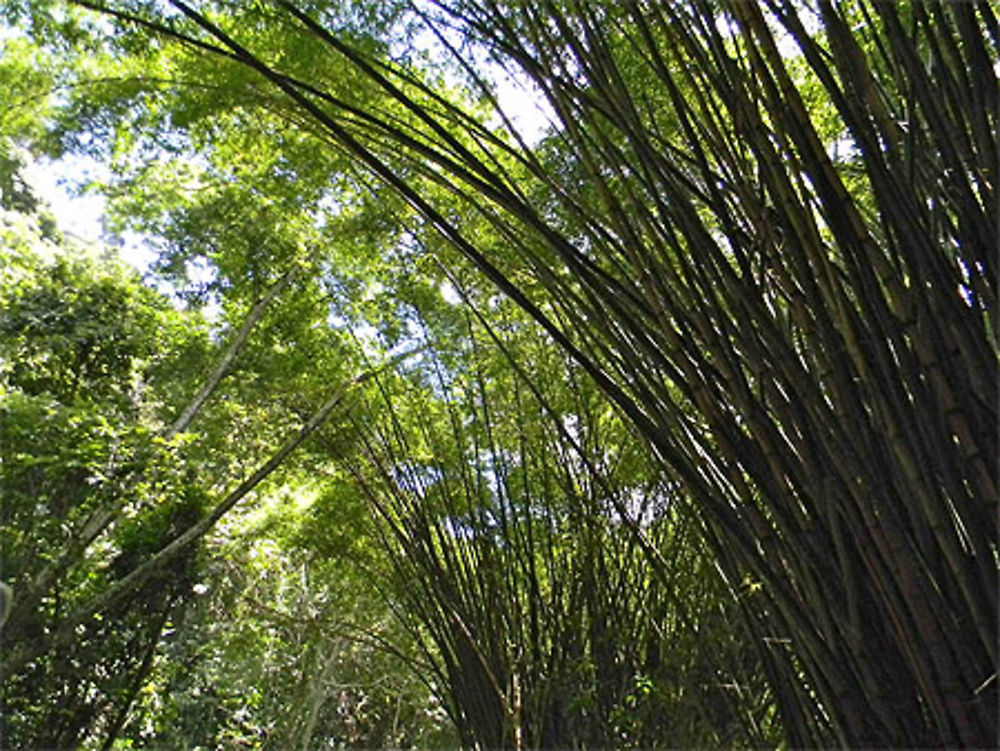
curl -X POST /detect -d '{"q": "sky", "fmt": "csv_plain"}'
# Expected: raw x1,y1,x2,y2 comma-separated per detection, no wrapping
22,155,104,242
23,153,159,272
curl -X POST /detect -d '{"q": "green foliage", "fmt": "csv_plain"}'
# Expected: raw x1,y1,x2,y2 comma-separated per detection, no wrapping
4,253,173,403
113,474,457,750
0,213,217,748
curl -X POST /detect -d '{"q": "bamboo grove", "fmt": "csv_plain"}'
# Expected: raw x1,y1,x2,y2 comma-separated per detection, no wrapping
3,0,998,747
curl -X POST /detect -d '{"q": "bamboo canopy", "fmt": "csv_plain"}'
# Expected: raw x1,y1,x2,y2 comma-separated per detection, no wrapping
69,0,1000,745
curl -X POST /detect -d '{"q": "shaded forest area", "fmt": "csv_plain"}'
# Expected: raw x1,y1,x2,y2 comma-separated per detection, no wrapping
0,1,996,748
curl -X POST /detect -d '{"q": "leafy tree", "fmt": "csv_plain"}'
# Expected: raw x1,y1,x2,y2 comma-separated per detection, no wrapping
0,215,210,747
0,203,419,748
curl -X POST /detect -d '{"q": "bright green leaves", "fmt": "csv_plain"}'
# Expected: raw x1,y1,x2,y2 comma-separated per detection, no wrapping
0,215,208,748
0,390,137,574
2,252,175,405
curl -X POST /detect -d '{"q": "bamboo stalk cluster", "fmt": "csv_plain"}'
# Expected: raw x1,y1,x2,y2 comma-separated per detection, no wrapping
349,319,776,747
65,0,999,745
334,1,996,744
